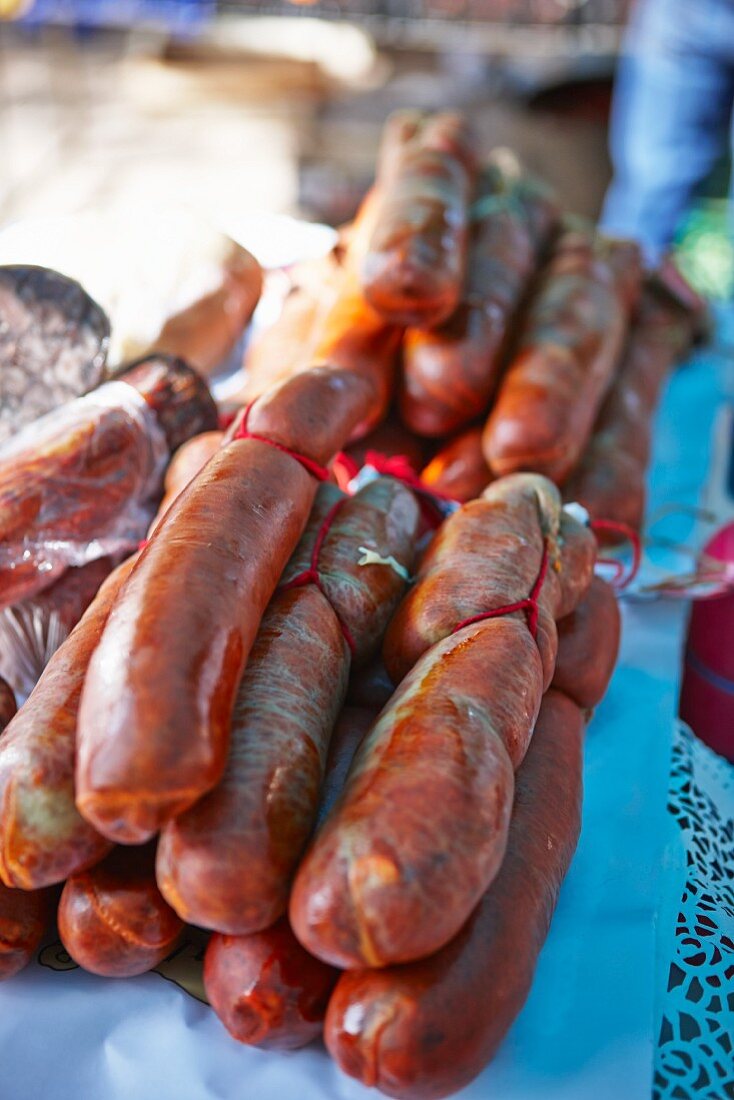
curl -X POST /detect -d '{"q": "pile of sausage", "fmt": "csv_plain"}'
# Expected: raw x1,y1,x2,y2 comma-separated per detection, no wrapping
0,110,706,1100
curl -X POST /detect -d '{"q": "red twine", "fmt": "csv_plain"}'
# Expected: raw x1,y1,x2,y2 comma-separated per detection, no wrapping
590,518,642,590
279,497,357,657
234,404,330,482
452,538,551,641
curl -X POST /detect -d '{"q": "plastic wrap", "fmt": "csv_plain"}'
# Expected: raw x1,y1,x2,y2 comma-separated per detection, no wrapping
0,381,167,610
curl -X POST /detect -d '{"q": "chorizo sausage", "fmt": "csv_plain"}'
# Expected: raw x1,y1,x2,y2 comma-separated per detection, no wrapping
76,365,381,846
383,474,595,685
324,689,584,1100
290,481,594,968
0,881,55,981
58,843,183,978
0,558,136,889
419,426,491,503
553,576,620,710
156,479,419,934
563,277,697,529
360,112,477,328
0,354,216,609
202,707,375,1050
148,430,224,535
399,165,558,437
482,229,640,484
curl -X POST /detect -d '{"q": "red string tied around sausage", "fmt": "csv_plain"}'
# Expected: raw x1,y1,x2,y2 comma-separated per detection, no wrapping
452,538,551,641
333,450,456,530
279,498,357,657
590,518,642,590
234,404,330,482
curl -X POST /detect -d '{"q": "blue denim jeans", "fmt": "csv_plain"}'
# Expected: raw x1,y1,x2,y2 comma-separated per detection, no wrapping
601,0,734,261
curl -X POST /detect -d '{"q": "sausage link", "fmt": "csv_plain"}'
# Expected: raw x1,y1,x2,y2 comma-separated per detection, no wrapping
148,430,224,535
482,229,640,484
360,113,477,328
58,844,183,978
76,365,380,845
0,881,55,981
156,480,418,933
202,707,375,1050
383,474,595,685
553,576,620,710
419,426,491,503
399,165,558,437
324,688,584,1099
0,558,135,889
563,277,697,529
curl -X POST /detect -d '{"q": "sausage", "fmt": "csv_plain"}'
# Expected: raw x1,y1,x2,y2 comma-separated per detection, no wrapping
343,416,430,484
0,881,55,981
419,426,491,503
148,430,224,535
399,165,558,437
0,354,217,609
290,480,594,968
0,558,113,703
563,277,697,529
156,479,419,934
324,689,584,1100
482,229,640,484
204,919,339,1051
202,707,375,1051
76,365,388,845
360,112,477,328
154,241,262,375
553,576,620,710
0,558,136,889
0,676,17,731
58,843,183,978
383,474,595,685
0,265,109,446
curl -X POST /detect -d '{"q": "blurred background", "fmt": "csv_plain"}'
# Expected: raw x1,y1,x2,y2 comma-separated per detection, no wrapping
0,0,731,295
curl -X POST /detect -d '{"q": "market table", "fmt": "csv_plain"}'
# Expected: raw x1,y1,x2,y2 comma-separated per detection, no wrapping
0,316,731,1100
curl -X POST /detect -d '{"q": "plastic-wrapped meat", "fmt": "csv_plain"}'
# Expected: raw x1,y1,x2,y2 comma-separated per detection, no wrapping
0,265,109,445
0,354,217,610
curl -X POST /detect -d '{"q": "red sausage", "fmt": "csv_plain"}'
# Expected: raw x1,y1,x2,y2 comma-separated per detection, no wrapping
58,844,183,978
202,707,376,1051
399,165,558,437
149,429,224,534
0,558,136,889
419,426,491,503
360,112,477,328
0,881,55,981
76,366,380,845
324,689,584,1100
553,576,621,710
482,229,639,484
156,479,418,934
563,276,697,529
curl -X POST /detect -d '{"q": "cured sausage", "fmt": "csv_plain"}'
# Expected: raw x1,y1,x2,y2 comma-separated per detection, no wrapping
0,676,16,731
156,479,419,934
58,844,183,978
482,229,640,484
0,881,55,981
0,354,217,609
290,478,594,968
148,430,224,534
76,365,388,846
0,558,113,702
553,576,620,710
0,264,109,445
419,426,491,503
383,474,595,685
563,277,697,529
399,165,558,437
324,689,584,1100
360,112,477,328
202,707,375,1051
0,558,136,889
